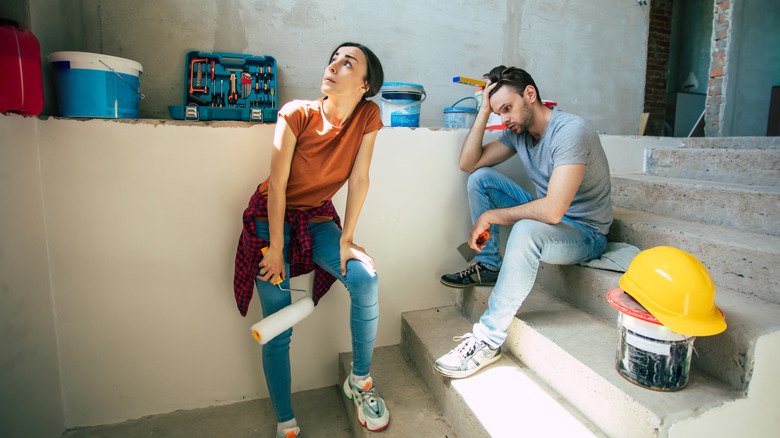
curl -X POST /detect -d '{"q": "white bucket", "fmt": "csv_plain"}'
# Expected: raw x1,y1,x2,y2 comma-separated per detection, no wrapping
378,82,425,127
48,51,144,118
444,97,478,128
607,287,694,392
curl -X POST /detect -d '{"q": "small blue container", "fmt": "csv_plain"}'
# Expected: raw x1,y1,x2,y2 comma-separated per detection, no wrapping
48,51,143,118
379,82,426,127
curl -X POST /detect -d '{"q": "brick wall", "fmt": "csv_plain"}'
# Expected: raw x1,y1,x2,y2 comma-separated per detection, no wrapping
643,0,674,136
705,0,732,137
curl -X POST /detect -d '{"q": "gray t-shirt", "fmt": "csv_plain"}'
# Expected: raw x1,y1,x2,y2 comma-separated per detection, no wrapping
498,108,613,234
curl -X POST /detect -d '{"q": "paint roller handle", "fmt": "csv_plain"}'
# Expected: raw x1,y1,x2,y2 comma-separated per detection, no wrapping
260,246,283,285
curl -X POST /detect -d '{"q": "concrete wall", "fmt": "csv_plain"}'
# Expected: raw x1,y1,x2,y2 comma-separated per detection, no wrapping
0,113,646,433
723,0,780,136
22,0,648,134
0,117,66,438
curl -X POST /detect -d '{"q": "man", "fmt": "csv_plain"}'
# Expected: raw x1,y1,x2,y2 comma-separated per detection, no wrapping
435,66,613,378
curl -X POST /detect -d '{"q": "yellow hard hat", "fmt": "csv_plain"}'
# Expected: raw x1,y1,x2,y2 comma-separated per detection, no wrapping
619,246,726,336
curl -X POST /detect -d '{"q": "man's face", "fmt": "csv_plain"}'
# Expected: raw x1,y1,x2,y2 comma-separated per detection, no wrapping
489,85,534,135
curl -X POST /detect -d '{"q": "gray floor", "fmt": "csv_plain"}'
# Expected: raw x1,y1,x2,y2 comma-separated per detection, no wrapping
62,386,352,438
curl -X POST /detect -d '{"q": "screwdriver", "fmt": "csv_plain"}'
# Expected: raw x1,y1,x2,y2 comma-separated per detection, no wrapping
210,60,216,106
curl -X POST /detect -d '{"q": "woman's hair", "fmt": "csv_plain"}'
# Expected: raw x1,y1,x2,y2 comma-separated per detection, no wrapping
330,42,384,99
484,65,542,102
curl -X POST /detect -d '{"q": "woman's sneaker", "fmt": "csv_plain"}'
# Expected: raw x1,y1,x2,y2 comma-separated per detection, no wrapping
276,426,300,438
342,374,390,432
440,262,500,288
434,333,502,378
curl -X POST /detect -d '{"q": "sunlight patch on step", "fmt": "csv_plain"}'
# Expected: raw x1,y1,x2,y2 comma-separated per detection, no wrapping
451,362,598,437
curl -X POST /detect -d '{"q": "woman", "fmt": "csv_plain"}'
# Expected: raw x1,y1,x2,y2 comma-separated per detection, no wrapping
233,42,388,438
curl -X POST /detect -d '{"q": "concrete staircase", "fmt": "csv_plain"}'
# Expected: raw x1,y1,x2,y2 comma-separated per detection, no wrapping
337,136,780,437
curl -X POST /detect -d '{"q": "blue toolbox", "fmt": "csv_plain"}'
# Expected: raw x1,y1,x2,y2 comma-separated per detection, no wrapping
168,51,277,122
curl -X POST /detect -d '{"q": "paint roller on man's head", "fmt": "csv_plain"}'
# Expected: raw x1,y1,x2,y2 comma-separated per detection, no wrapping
251,247,315,345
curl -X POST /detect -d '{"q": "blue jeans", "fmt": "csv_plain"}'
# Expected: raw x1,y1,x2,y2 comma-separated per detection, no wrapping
254,219,379,422
468,167,607,348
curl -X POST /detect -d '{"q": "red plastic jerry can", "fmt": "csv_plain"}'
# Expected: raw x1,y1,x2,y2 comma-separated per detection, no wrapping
0,19,44,116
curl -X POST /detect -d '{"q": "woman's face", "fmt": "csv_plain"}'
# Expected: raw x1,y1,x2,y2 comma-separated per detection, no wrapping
321,46,369,99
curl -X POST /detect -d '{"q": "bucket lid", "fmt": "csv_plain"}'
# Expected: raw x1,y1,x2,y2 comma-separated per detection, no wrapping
444,107,478,113
380,82,424,92
607,287,662,325
47,51,143,75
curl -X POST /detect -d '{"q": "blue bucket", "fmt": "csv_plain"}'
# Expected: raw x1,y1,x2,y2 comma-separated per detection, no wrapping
379,82,426,127
48,51,144,118
444,97,478,128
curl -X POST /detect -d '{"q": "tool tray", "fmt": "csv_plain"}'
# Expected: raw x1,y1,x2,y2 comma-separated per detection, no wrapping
168,51,277,122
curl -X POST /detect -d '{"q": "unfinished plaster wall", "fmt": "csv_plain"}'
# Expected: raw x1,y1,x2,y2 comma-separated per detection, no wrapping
30,0,649,134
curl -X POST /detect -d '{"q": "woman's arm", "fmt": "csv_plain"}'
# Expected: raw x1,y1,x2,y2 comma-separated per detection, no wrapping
339,129,378,276
258,118,297,284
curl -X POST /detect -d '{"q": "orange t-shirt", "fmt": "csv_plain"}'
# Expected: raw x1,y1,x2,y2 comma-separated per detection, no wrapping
257,97,383,210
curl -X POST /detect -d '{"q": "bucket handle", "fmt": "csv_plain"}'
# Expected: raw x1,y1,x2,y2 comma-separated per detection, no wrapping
451,96,477,108
99,60,145,100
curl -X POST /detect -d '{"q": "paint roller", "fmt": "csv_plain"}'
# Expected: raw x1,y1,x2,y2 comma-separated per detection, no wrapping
250,247,315,344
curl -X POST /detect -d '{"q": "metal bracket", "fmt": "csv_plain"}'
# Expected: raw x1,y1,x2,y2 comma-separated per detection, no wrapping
185,106,199,121
250,109,263,123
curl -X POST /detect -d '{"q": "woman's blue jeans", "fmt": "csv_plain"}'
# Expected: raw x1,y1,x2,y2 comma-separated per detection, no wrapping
253,219,379,422
468,167,607,348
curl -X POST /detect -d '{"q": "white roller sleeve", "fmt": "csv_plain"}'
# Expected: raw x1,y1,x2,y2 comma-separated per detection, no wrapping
250,296,314,344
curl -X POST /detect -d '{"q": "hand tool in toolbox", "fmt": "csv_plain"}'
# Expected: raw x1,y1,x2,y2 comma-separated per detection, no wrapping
169,51,277,122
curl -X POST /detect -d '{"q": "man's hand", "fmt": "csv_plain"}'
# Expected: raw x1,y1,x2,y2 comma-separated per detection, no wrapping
479,80,498,115
340,241,375,277
469,213,493,253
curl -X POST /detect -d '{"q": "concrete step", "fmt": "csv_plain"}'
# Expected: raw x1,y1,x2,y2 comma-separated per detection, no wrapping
431,288,744,438
674,137,780,150
338,344,457,438
608,207,780,304
532,261,780,392
401,306,605,438
645,147,780,186
610,174,780,236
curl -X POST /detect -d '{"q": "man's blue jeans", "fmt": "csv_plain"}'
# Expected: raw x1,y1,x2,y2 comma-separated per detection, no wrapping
254,219,379,422
468,167,607,348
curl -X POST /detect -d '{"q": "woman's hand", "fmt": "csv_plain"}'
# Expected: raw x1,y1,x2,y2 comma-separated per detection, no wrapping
339,241,375,277
257,246,286,285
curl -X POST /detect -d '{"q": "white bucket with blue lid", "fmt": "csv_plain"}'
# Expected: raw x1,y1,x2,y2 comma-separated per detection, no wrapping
379,82,425,127
444,97,478,129
48,51,144,118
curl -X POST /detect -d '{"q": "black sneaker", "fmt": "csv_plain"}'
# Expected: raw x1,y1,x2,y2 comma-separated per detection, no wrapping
440,262,500,288
434,333,503,378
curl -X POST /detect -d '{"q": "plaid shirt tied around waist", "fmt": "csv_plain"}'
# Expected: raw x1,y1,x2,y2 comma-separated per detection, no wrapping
233,188,341,317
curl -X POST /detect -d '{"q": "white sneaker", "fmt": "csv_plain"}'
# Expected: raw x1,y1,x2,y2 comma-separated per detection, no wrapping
342,374,390,431
275,426,299,438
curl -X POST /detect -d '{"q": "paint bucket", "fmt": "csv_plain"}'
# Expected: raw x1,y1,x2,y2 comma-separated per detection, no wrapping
444,97,478,129
378,82,425,127
607,287,694,392
48,51,144,118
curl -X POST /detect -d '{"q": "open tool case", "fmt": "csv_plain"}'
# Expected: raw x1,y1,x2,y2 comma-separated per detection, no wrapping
168,51,277,122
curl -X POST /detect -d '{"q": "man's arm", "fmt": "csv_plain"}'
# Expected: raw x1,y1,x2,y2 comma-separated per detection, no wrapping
458,82,516,172
468,163,586,250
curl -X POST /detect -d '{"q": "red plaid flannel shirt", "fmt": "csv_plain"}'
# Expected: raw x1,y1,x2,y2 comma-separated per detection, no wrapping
233,188,341,316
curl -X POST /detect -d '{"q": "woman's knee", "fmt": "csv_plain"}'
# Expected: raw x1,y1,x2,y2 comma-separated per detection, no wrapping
344,260,378,300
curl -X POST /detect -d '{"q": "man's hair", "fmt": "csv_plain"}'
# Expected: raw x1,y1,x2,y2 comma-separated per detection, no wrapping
485,66,542,102
330,42,384,99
